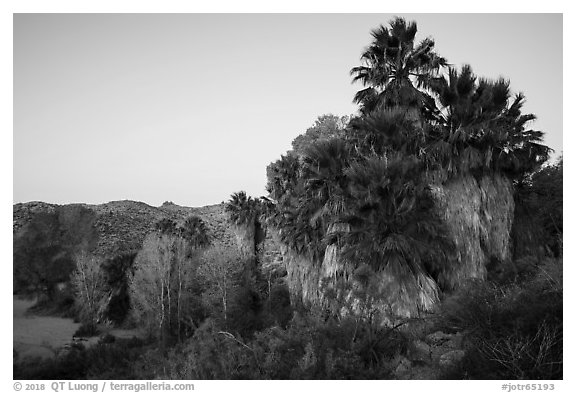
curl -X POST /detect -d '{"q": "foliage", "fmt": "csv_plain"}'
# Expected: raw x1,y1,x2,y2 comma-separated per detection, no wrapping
291,114,350,154
100,253,137,324
135,311,407,380
511,156,563,259
129,231,205,344
338,154,451,282
74,323,99,338
70,251,108,329
266,138,354,259
225,191,267,259
197,246,250,330
154,218,177,235
350,17,446,117
225,191,262,227
179,216,211,247
263,283,293,328
438,258,562,379
13,205,98,300
264,17,553,324
13,337,146,380
13,212,76,299
426,66,551,178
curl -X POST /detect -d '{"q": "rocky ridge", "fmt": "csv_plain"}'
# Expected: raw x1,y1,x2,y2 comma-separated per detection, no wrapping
13,200,236,259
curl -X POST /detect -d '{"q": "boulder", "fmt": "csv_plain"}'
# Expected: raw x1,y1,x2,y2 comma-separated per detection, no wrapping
439,350,466,369
407,340,432,363
392,355,412,378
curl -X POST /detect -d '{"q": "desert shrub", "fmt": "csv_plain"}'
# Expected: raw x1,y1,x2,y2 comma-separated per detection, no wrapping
137,310,405,380
135,318,261,379
226,285,264,338
437,258,562,379
13,338,146,380
263,282,293,328
14,349,88,380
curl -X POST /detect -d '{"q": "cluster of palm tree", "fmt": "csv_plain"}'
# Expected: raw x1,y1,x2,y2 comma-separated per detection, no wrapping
154,216,211,248
225,191,267,259
265,17,551,298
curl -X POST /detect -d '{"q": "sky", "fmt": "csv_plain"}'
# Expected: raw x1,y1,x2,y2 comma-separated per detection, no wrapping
13,13,563,207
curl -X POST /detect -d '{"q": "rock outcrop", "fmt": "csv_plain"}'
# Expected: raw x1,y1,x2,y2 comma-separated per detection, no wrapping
276,173,515,323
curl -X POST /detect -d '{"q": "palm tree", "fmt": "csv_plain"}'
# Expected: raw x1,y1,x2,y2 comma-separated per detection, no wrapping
347,107,430,158
178,216,210,249
426,64,551,177
300,138,352,226
338,154,451,288
350,17,447,119
266,154,301,204
154,218,177,235
225,191,265,259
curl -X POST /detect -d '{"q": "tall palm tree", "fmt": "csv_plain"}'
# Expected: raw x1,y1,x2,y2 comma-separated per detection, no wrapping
426,65,551,177
225,191,265,259
350,17,447,119
226,191,259,227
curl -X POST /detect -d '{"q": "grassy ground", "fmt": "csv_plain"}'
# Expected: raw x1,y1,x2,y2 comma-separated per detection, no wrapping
13,296,80,360
13,296,144,362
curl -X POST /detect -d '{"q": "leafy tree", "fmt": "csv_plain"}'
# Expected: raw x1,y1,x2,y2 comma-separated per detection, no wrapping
70,251,108,332
129,230,205,344
13,205,98,301
13,212,75,299
291,114,350,155
197,246,245,328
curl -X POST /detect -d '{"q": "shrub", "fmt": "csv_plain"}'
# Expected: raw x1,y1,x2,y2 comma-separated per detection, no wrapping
437,259,562,379
13,338,146,380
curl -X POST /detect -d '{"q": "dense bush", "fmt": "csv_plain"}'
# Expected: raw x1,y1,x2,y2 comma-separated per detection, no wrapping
438,258,562,379
101,253,137,324
14,205,98,301
135,312,407,380
512,157,563,259
13,337,146,380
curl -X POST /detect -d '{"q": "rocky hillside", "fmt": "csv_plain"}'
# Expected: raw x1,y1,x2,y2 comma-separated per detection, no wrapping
13,200,236,259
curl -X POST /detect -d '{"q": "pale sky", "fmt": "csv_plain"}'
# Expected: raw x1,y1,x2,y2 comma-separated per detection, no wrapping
13,13,563,207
